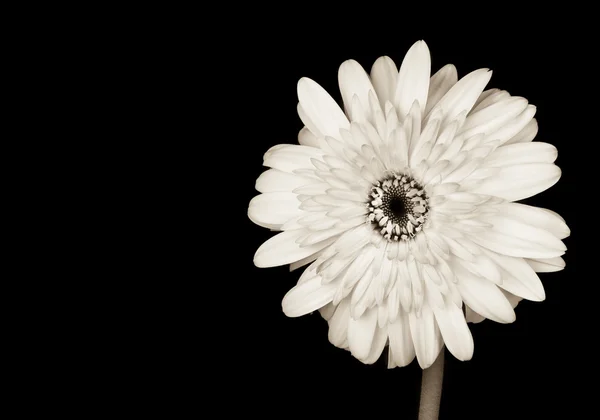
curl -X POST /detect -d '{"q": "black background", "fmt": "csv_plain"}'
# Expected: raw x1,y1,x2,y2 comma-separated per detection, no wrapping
232,28,581,419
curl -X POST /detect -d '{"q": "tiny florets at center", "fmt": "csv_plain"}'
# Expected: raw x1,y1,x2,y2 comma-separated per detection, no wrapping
367,173,429,241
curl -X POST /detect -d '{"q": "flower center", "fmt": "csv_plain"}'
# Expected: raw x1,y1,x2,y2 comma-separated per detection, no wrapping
367,173,429,241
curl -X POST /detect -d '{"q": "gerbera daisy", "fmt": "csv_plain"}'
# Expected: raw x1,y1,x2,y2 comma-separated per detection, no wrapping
248,40,569,369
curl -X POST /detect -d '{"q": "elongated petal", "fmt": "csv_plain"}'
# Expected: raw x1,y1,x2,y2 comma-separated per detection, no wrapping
348,306,378,361
468,229,565,259
460,255,501,285
453,262,516,323
429,68,492,124
476,213,566,254
282,275,337,317
484,105,536,146
248,192,303,227
394,40,431,119
339,60,379,121
494,203,570,239
255,169,315,193
483,142,557,167
481,249,546,301
472,88,504,112
504,118,538,145
501,289,523,309
263,144,326,173
432,300,474,361
469,163,561,201
298,126,319,147
363,325,388,364
319,302,336,321
409,305,443,369
388,311,415,367
465,306,485,323
459,97,528,136
254,230,337,268
328,299,351,347
425,64,458,115
370,56,398,108
526,257,566,272
290,251,322,272
297,77,349,139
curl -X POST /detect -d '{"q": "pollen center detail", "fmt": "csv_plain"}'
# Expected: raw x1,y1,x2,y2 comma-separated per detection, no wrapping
367,173,429,241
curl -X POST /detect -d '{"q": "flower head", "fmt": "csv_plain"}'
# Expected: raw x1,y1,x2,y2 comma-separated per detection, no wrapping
248,40,569,368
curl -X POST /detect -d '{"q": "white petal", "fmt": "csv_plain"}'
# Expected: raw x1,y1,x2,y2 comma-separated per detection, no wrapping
423,160,450,185
468,229,565,260
459,97,529,136
282,275,337,317
248,192,303,228
453,262,516,323
297,77,350,140
390,126,409,168
481,249,545,301
363,325,388,364
255,169,315,193
425,64,458,115
299,224,356,247
494,203,570,239
388,312,416,367
347,306,378,361
406,101,422,157
294,182,329,195
483,142,557,167
472,88,504,112
501,289,522,309
319,302,336,320
290,251,322,272
504,118,538,145
460,255,501,285
526,257,566,272
483,105,537,145
465,306,485,323
338,60,379,122
394,40,431,119
297,103,323,141
409,305,443,369
350,96,367,123
432,300,474,361
429,68,492,125
468,163,561,201
424,270,445,309
411,116,441,164
431,182,460,196
476,213,566,254
254,230,337,268
263,144,326,173
370,56,398,108
328,298,351,347
333,224,373,258
443,157,483,184
298,127,320,147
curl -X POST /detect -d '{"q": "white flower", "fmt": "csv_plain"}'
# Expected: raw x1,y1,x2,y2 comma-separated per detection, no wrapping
248,40,569,369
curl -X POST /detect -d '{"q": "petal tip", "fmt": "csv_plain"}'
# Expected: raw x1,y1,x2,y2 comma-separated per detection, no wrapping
534,290,546,302
442,63,457,77
339,58,359,70
281,296,298,318
418,359,434,369
414,39,429,49
453,350,474,362
253,251,267,268
297,77,315,95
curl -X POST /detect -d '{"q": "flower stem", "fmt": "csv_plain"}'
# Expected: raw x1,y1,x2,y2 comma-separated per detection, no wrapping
418,350,445,420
